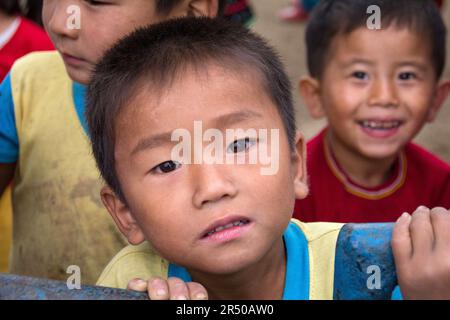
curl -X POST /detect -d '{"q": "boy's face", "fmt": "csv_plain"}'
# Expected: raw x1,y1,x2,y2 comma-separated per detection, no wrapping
300,26,450,160
42,0,217,85
101,65,308,275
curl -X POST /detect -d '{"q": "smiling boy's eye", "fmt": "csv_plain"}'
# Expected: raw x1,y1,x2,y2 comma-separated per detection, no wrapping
351,71,369,80
152,161,181,174
398,72,417,81
227,137,256,154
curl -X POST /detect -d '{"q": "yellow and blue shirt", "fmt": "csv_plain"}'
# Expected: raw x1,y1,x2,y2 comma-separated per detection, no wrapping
98,219,343,299
0,51,126,284
97,219,404,300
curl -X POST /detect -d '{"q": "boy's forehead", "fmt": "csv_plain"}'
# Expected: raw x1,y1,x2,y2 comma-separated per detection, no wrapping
114,65,282,144
122,63,272,119
328,26,432,64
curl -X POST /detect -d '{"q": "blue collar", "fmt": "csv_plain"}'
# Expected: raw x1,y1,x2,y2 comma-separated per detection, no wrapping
72,82,89,136
168,221,310,300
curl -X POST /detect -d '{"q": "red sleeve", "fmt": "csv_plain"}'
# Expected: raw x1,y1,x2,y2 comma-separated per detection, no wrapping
17,17,54,51
0,17,54,81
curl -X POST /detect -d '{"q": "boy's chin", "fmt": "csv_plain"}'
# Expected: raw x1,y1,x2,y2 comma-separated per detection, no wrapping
189,259,256,276
358,144,404,161
182,250,266,276
64,65,91,85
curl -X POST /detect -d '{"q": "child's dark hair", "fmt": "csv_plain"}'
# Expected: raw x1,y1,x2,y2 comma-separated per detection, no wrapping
86,17,295,201
0,0,21,15
306,0,447,79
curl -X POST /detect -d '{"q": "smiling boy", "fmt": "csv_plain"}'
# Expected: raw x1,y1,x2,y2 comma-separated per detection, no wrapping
296,0,450,223
0,0,222,284
88,17,450,300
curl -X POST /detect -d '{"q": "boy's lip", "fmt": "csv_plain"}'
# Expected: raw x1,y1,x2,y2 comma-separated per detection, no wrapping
356,118,405,139
199,215,252,243
61,52,87,66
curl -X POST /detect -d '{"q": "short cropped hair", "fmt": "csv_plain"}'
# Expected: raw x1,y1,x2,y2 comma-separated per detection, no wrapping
306,0,447,79
86,17,296,201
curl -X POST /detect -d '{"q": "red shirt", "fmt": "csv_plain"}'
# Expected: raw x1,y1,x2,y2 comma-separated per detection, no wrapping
0,17,53,81
294,129,450,223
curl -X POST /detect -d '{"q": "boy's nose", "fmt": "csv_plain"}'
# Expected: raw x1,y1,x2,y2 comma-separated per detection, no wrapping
191,164,238,209
44,0,80,40
368,78,400,108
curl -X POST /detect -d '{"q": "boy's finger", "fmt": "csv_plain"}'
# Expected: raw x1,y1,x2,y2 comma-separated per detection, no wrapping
147,277,170,300
127,278,148,292
187,282,208,300
167,277,190,300
409,206,434,256
391,212,413,267
430,207,450,250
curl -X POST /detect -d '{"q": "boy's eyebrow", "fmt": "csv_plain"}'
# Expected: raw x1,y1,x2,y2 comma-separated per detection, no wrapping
395,61,428,71
341,59,428,72
131,132,174,156
213,110,263,129
340,58,375,68
131,110,263,156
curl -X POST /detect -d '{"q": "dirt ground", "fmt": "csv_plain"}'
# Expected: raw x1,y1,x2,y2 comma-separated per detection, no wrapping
251,1,450,162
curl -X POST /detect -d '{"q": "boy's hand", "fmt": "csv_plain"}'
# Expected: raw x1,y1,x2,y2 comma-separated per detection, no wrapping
392,206,450,299
127,277,208,300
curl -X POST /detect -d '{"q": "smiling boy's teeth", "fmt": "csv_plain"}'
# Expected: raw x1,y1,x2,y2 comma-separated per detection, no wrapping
360,120,401,130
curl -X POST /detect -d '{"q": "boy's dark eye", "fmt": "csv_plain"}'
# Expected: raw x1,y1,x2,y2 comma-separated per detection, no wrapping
227,137,256,154
352,71,368,80
152,161,181,174
398,72,416,81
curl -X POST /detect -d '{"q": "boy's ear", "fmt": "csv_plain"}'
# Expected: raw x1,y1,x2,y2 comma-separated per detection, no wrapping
427,80,450,122
291,131,309,200
100,186,146,245
186,0,219,18
299,77,325,119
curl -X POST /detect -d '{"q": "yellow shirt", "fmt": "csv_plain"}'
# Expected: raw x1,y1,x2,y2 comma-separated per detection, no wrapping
9,51,126,284
97,219,343,300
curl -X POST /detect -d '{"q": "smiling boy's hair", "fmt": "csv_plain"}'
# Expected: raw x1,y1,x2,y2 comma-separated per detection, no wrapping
86,17,295,202
306,0,447,79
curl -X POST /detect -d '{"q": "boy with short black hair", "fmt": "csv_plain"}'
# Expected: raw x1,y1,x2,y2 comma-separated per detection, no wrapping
88,17,450,300
296,0,450,223
0,0,223,284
